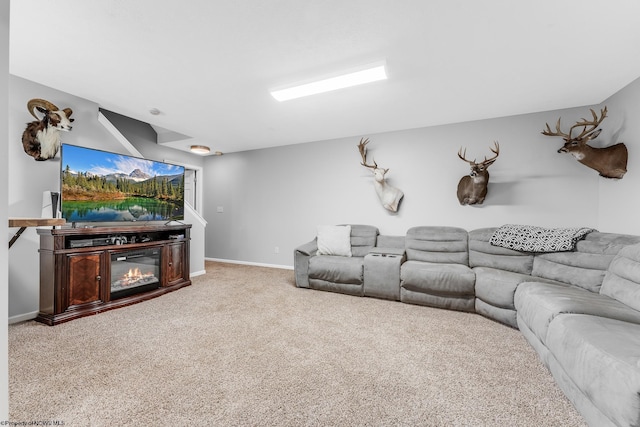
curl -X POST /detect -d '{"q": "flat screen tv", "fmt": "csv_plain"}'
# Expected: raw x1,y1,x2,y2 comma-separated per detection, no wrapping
60,144,185,223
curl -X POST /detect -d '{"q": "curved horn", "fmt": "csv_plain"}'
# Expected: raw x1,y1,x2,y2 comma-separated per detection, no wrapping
26,98,59,120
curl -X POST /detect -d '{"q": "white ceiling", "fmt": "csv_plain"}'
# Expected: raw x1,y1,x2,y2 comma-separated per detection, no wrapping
9,0,640,155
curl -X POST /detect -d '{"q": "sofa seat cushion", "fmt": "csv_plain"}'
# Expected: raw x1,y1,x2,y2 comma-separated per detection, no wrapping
514,282,640,345
401,261,474,296
546,314,640,427
475,299,517,328
309,255,364,285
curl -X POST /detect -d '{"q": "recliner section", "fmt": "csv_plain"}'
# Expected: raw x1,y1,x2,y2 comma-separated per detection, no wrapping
294,224,640,427
295,225,640,325
400,226,475,312
295,224,379,296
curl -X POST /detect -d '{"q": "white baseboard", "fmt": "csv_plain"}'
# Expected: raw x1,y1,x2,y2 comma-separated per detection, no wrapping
190,270,207,277
9,311,38,325
205,258,293,270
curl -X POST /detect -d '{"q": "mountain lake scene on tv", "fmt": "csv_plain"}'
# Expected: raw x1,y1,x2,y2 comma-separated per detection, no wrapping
61,146,185,222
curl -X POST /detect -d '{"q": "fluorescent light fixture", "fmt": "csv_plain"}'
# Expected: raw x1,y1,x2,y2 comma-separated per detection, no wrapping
271,62,387,102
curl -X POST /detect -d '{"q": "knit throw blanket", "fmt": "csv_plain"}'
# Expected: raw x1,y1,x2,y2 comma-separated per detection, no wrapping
490,224,596,253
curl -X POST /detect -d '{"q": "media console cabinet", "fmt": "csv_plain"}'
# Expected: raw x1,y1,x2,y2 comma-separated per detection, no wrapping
37,224,191,325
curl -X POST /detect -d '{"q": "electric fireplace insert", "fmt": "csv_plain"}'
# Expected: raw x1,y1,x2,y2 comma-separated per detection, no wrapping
110,248,161,299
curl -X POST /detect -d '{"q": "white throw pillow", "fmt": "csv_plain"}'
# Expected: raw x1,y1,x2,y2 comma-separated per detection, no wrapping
316,225,352,257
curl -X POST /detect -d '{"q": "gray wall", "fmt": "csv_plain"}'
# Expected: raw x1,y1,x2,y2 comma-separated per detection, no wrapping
1,0,9,418
598,77,640,233
6,76,206,320
203,81,640,267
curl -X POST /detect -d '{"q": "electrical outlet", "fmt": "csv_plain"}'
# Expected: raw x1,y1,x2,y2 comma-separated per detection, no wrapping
216,206,224,213
274,246,279,254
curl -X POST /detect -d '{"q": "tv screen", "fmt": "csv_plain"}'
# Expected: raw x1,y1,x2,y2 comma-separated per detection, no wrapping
60,144,185,223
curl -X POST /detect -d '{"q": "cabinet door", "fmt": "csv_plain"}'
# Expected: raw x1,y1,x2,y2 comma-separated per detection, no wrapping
67,253,103,309
164,242,185,286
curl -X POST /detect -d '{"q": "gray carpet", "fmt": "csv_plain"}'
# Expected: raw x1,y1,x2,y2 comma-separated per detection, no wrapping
9,261,587,426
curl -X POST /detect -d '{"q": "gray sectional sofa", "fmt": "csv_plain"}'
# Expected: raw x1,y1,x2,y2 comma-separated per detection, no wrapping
294,224,640,427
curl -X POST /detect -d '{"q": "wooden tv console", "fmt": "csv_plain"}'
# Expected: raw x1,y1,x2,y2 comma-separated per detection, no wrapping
37,224,191,325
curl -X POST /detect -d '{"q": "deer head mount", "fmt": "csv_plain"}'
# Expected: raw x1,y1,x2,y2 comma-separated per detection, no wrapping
357,138,404,212
456,142,499,205
541,106,627,179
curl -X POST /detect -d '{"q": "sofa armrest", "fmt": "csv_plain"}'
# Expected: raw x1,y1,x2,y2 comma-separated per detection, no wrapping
295,240,318,256
294,239,318,288
364,248,406,300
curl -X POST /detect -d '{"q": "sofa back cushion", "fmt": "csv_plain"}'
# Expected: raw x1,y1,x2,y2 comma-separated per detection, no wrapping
531,232,640,293
575,231,640,255
347,224,379,257
376,234,405,250
469,227,534,274
601,243,640,312
532,252,612,292
405,226,468,264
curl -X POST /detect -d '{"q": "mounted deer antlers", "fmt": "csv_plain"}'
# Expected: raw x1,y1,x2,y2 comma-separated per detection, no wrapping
542,106,627,179
357,138,404,212
358,137,384,172
456,142,499,205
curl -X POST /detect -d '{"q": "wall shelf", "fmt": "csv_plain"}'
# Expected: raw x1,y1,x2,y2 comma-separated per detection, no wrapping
8,217,66,248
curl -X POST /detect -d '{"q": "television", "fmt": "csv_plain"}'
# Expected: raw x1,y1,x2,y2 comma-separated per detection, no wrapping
60,144,185,223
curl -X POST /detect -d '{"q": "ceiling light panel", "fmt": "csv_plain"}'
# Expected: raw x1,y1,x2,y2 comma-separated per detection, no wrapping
271,62,387,102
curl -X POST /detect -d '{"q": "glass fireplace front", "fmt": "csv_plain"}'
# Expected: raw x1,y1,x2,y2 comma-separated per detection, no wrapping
110,248,161,299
